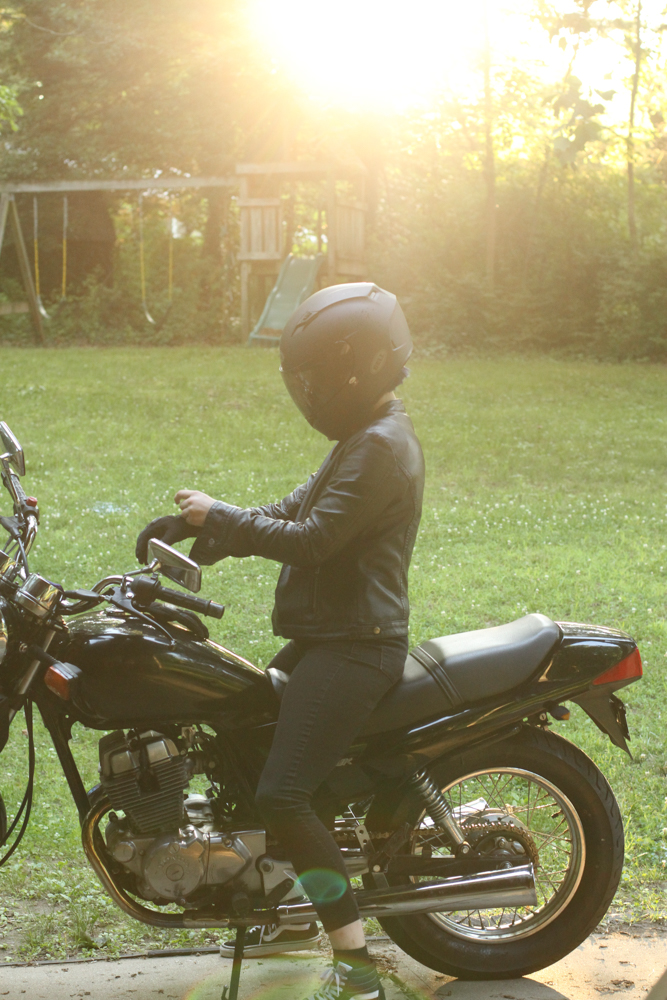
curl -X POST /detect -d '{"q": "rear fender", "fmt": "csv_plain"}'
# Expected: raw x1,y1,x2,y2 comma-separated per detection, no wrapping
573,685,632,755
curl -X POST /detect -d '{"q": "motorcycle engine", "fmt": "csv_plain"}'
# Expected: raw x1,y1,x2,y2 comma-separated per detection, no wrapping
99,729,269,904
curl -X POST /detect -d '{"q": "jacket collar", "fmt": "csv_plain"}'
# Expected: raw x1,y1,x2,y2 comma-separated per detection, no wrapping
341,398,406,441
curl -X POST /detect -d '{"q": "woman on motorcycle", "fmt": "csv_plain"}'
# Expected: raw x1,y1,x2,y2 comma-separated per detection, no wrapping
136,283,424,1000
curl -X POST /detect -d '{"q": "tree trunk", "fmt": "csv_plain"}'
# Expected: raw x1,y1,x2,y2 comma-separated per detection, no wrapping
522,146,551,289
202,189,226,263
483,0,496,290
627,0,642,251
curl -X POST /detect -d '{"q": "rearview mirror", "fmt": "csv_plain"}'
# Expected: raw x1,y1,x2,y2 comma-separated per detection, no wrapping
146,538,202,593
0,422,25,477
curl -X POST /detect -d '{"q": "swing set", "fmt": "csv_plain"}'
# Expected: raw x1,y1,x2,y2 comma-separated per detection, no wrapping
0,164,368,346
0,176,236,342
31,195,68,320
31,192,173,327
138,192,173,329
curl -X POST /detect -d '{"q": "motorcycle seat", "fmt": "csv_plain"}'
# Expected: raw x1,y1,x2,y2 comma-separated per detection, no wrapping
266,614,561,736
361,613,560,735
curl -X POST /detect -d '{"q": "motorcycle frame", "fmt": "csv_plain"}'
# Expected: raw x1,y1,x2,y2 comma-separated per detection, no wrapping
23,618,636,833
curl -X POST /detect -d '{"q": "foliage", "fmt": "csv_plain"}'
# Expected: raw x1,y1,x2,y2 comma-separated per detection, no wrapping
0,83,21,132
2,2,667,353
0,348,665,959
0,192,242,345
0,0,286,179
369,110,667,358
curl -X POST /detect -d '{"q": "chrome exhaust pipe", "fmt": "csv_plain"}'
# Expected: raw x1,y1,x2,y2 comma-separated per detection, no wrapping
276,864,537,924
83,798,537,930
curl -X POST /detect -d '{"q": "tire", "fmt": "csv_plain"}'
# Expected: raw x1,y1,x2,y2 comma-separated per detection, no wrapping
0,793,6,844
366,727,624,980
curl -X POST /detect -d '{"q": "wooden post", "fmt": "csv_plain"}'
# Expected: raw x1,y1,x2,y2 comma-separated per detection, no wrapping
326,171,337,284
239,176,250,338
240,261,251,339
0,194,9,254
9,197,44,344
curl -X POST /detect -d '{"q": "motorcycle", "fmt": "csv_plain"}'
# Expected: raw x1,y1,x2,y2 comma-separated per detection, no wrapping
0,421,643,992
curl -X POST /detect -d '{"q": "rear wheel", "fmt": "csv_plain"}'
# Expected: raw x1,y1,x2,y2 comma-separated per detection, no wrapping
366,727,624,980
0,793,6,845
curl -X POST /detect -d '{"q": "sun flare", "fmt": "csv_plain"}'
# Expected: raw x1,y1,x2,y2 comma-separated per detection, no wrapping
248,0,665,119
249,0,564,112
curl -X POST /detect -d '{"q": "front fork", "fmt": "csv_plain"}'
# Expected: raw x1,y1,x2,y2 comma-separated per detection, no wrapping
1,629,89,820
7,628,56,723
0,628,56,752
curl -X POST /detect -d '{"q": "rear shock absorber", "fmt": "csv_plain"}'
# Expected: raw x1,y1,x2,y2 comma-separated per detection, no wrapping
409,771,471,855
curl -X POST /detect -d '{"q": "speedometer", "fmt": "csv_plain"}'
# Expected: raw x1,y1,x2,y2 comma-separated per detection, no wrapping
0,605,6,666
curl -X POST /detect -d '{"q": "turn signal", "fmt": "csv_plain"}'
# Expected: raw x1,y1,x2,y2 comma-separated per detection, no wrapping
592,648,642,686
44,661,82,701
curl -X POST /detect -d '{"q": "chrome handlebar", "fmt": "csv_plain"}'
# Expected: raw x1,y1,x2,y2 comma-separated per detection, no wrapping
1,455,38,572
23,514,38,555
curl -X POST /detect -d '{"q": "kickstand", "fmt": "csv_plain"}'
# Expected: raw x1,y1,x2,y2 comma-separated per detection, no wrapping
221,925,246,1000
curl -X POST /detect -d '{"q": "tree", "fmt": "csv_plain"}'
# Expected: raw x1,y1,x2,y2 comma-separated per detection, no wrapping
0,0,295,181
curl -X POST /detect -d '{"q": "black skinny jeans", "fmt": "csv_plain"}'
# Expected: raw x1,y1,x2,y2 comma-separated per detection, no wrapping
255,637,407,932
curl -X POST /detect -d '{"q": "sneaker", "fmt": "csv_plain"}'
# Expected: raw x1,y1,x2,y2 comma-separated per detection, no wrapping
219,922,320,958
303,961,385,1000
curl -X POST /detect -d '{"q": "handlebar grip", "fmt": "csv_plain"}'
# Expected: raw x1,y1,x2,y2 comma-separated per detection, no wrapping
11,472,26,504
156,584,225,620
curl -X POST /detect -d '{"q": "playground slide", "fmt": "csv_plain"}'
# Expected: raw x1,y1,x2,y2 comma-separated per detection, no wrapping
248,253,324,346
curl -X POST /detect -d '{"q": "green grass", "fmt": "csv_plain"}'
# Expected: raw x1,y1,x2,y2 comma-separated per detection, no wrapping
0,347,666,960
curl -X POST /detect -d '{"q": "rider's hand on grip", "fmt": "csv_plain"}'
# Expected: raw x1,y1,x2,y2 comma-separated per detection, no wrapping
135,515,201,564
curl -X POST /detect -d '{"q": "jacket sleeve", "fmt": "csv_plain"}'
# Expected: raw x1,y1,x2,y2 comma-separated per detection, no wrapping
247,478,312,522
190,434,398,568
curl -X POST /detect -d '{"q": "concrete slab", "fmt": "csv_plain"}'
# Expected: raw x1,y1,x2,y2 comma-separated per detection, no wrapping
1,929,665,1000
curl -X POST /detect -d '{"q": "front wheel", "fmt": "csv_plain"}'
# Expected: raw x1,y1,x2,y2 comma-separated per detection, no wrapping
366,727,624,980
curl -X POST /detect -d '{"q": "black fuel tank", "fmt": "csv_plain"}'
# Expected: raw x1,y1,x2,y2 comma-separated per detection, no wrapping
51,608,274,730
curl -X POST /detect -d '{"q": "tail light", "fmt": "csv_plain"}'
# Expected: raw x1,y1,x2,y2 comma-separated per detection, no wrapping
593,648,642,686
44,661,82,701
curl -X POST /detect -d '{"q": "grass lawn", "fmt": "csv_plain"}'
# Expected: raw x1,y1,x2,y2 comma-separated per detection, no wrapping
0,346,665,960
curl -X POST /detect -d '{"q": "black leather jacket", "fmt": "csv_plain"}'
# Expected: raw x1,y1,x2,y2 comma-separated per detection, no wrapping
190,399,425,640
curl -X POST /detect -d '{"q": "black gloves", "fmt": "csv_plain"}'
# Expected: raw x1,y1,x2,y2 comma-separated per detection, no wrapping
135,515,202,564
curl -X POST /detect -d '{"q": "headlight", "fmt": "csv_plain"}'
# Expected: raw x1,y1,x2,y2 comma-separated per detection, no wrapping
0,606,7,666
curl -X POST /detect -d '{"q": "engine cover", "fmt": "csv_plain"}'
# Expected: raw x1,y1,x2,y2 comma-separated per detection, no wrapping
106,814,266,903
143,827,207,899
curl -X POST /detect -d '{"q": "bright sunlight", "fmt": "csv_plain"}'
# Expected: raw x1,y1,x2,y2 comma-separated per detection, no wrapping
249,0,666,115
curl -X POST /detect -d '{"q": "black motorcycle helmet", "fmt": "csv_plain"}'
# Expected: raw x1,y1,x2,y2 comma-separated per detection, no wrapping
279,282,413,440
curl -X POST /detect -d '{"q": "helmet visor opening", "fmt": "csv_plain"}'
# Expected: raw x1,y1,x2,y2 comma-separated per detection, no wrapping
281,343,354,419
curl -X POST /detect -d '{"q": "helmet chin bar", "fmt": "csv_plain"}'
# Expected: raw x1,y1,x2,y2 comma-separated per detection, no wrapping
310,388,378,442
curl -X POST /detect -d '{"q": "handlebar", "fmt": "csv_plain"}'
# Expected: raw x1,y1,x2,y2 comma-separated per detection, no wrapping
132,576,225,620
158,584,225,620
10,470,26,505
1,464,38,556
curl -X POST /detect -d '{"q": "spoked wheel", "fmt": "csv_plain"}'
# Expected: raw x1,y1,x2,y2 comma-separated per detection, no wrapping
366,727,624,980
421,766,585,940
0,793,6,846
